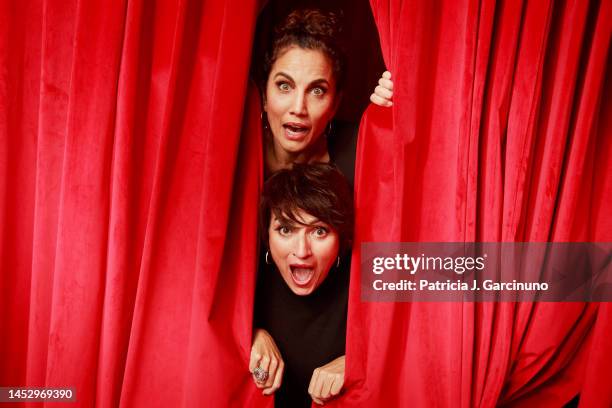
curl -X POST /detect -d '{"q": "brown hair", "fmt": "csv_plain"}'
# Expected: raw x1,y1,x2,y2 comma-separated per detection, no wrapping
261,9,347,93
260,163,354,252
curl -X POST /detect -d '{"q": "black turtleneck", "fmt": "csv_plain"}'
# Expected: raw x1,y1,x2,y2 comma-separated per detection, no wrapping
254,251,351,408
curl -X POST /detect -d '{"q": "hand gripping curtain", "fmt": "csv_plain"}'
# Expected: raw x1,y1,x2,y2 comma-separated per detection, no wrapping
0,0,266,406
342,0,611,407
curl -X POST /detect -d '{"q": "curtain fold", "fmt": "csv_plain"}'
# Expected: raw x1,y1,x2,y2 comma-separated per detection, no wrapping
344,0,610,407
1,0,263,406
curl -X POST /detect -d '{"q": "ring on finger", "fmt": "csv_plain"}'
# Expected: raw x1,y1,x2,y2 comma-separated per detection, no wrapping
253,366,269,383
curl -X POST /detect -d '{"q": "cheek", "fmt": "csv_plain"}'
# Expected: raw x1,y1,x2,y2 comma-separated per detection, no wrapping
268,234,289,260
264,87,286,117
264,98,277,118
314,238,340,267
311,98,336,126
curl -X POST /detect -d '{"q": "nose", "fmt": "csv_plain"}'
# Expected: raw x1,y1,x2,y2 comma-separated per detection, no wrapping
290,91,307,116
293,233,312,259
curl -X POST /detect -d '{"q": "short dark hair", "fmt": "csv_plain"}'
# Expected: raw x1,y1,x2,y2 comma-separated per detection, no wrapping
260,9,347,93
260,163,354,252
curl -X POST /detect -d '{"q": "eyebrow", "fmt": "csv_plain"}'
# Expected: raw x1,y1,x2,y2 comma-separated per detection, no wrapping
273,214,324,226
273,72,330,88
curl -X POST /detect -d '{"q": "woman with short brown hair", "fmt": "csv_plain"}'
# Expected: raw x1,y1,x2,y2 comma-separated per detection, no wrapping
252,163,354,407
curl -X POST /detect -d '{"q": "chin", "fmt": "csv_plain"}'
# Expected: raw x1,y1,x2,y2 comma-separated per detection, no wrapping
279,139,309,154
287,285,316,296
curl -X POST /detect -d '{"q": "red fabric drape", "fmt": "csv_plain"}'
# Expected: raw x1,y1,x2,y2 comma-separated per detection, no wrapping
344,0,611,407
1,0,265,406
1,0,610,407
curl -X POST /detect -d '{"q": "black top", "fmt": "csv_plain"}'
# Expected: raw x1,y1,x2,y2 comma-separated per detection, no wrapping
254,119,358,407
327,119,359,188
254,253,351,408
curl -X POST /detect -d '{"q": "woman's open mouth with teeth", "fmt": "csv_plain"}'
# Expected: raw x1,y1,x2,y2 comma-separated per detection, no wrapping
289,265,315,286
283,122,310,140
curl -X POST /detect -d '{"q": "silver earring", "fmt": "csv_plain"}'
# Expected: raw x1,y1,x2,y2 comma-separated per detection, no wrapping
336,256,340,267
326,121,333,136
265,251,272,264
261,112,269,130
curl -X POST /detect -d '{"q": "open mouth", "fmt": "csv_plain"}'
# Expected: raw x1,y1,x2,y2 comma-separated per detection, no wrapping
283,122,310,140
289,265,315,286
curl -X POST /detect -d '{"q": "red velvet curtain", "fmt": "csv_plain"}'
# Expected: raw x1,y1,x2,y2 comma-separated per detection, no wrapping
1,0,610,407
1,0,265,406
345,0,611,407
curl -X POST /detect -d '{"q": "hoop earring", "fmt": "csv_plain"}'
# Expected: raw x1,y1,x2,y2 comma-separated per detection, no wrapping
336,256,340,268
265,251,272,265
261,112,269,131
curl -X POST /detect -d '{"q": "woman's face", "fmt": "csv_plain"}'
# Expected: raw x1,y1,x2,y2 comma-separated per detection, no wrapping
268,209,340,296
264,46,339,156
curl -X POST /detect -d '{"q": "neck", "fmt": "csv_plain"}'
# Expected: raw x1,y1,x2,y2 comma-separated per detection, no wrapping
265,132,330,174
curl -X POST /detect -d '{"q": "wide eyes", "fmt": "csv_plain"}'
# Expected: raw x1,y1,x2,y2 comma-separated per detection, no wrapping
314,227,328,237
278,225,292,235
275,81,327,97
311,87,325,96
276,225,329,238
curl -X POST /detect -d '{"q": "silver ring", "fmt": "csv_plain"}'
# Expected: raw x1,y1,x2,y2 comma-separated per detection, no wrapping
253,366,269,383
